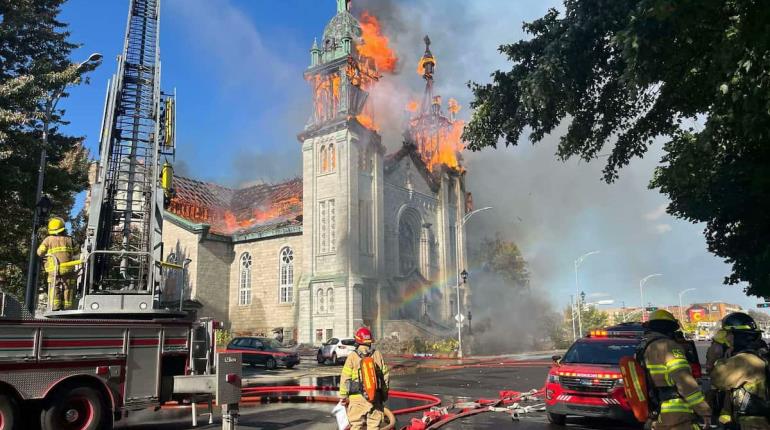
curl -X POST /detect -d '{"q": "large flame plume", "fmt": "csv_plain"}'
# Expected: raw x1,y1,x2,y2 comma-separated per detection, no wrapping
357,11,398,73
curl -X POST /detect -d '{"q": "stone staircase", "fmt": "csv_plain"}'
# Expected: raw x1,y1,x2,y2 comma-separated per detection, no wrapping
383,319,454,341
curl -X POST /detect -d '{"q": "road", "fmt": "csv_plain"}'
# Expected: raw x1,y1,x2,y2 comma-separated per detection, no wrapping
119,342,710,429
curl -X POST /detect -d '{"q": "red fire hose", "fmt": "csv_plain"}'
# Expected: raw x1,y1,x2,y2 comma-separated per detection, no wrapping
239,385,441,416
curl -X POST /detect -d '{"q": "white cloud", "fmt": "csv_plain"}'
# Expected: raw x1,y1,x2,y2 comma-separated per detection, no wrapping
654,224,673,234
645,203,668,221
166,0,293,96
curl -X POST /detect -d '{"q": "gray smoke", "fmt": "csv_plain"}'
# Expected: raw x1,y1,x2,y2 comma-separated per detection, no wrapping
347,0,747,352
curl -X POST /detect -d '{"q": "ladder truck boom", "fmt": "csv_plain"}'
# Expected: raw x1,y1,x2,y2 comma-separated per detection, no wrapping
69,0,178,317
0,2,242,429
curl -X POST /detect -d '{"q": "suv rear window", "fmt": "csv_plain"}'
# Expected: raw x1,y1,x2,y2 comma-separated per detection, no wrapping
563,340,638,365
341,339,356,346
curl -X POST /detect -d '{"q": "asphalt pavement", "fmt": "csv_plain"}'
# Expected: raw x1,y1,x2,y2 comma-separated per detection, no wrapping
118,342,712,429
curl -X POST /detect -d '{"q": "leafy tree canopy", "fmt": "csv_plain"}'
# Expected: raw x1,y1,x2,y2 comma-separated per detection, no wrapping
473,234,530,288
0,0,95,298
464,0,770,297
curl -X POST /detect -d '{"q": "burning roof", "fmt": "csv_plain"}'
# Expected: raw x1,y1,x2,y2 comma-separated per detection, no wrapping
168,176,302,237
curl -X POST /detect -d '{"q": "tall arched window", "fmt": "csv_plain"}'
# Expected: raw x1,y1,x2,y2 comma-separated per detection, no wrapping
279,247,294,304
239,253,252,306
316,288,326,314
329,143,336,171
320,145,328,173
327,288,334,312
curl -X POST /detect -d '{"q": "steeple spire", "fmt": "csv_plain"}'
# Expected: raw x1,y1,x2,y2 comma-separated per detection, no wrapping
336,0,351,13
418,35,437,115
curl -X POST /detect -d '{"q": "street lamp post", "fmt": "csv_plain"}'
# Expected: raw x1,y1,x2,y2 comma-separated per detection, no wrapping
574,251,599,338
454,206,492,359
639,273,663,322
24,53,102,314
678,288,696,322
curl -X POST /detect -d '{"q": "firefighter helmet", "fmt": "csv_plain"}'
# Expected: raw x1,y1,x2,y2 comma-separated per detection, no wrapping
47,217,66,235
722,312,759,332
649,309,678,322
644,309,680,334
354,327,373,345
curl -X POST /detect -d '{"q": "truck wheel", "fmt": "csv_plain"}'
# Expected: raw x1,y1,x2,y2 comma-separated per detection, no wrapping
547,412,567,426
332,353,338,365
0,392,19,430
41,385,109,430
265,357,277,370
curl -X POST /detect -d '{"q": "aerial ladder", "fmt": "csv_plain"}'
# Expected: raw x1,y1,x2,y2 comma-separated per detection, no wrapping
57,0,180,317
0,2,242,429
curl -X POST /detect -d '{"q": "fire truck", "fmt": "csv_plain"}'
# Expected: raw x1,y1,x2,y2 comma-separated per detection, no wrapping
0,1,240,429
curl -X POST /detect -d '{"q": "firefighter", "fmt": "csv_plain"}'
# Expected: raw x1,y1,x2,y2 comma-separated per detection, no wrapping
338,327,390,430
706,328,731,373
710,312,770,430
36,216,79,311
641,309,711,430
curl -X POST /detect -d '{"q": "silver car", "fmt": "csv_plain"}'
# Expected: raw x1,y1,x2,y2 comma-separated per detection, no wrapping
317,337,357,365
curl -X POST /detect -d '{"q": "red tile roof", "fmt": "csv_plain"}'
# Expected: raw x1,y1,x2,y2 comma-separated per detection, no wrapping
168,176,302,236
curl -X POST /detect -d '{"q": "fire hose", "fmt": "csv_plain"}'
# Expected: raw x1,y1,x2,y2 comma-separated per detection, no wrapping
238,385,546,430
402,388,547,430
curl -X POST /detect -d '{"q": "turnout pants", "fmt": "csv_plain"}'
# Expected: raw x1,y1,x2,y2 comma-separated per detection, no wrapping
347,395,384,430
48,275,75,311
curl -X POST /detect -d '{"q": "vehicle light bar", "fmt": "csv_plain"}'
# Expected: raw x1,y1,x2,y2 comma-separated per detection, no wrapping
557,371,622,379
587,329,641,338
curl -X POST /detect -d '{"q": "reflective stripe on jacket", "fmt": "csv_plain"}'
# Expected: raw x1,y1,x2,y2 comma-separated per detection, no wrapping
37,235,77,274
644,336,711,417
339,345,390,399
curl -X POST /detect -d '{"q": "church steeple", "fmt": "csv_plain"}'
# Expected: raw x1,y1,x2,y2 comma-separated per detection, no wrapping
337,0,351,13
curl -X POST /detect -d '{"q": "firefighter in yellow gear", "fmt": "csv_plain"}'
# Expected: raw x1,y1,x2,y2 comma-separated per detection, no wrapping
641,309,711,430
710,312,770,430
36,217,79,311
706,329,731,373
339,327,390,430
705,328,731,425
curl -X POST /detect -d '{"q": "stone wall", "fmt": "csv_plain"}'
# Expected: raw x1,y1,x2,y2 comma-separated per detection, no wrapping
229,234,302,338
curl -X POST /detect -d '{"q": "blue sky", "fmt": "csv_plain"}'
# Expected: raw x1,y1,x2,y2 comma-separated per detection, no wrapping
56,0,766,313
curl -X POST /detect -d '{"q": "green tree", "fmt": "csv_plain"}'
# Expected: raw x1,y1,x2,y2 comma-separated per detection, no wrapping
0,0,94,298
464,1,770,297
552,304,610,348
474,234,530,288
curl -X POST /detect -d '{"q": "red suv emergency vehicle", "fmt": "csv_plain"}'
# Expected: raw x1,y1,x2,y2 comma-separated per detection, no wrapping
544,323,701,426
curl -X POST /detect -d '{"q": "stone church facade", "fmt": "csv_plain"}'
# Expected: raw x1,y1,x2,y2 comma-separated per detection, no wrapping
161,2,470,344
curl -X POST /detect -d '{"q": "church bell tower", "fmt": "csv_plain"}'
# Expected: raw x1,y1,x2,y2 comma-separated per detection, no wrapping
297,0,385,344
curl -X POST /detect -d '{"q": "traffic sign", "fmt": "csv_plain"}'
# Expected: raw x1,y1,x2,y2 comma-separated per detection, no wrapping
645,307,658,312
757,303,770,308
455,313,465,323
456,322,464,328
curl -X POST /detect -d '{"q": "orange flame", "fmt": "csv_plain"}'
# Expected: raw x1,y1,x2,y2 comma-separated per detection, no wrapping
406,100,419,112
356,114,376,130
413,119,465,172
448,98,461,115
357,11,397,73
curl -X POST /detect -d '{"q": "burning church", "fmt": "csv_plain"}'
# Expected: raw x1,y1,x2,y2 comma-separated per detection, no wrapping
163,0,472,344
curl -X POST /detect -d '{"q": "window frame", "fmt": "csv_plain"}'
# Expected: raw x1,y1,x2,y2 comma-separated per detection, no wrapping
238,252,252,306
279,247,294,304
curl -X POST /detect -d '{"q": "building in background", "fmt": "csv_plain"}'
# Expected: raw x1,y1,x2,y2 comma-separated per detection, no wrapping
603,302,742,325
158,2,470,345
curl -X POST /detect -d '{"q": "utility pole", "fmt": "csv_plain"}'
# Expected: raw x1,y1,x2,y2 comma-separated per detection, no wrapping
24,53,102,314
574,251,599,337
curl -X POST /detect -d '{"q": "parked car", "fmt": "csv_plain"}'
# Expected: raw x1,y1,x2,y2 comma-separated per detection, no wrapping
317,337,357,365
226,337,300,370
